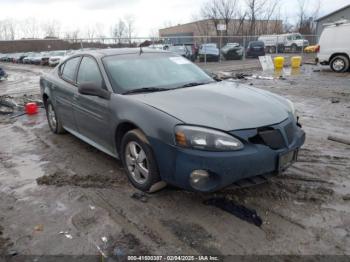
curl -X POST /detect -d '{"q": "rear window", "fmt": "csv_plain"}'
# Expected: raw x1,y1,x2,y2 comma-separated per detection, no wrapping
61,57,81,83
250,42,264,47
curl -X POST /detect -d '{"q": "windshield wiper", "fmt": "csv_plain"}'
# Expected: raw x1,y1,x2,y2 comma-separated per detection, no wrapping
174,82,210,89
123,87,170,95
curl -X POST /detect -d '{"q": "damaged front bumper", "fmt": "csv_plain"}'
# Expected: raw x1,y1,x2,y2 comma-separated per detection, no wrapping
150,115,305,192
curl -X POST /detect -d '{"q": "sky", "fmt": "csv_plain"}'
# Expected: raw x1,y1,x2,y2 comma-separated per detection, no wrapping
1,0,350,38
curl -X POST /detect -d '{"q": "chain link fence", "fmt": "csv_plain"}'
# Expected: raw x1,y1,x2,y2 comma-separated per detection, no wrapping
0,34,319,64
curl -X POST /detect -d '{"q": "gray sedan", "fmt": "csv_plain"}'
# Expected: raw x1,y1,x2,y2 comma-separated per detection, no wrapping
40,48,305,193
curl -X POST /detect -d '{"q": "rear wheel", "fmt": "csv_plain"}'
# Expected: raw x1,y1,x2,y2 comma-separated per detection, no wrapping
330,55,350,73
45,99,65,134
291,44,298,53
121,129,163,193
270,46,276,54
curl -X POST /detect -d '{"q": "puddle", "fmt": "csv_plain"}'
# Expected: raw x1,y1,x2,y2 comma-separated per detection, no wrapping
204,198,263,227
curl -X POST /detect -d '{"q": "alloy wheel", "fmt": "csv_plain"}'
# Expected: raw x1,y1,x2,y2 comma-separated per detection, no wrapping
47,104,57,130
125,141,149,185
333,59,345,72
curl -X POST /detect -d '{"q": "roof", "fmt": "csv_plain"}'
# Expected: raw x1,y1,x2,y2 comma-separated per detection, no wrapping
81,48,167,57
316,4,350,22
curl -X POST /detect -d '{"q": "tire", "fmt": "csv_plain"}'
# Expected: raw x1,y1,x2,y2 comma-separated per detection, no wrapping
291,44,298,53
330,55,350,73
45,99,65,134
121,129,162,193
270,46,276,54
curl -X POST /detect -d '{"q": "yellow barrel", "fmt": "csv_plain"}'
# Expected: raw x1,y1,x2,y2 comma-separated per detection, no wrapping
274,56,285,69
291,56,302,68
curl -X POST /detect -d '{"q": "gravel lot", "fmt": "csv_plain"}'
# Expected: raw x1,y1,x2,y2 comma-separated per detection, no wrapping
0,60,349,259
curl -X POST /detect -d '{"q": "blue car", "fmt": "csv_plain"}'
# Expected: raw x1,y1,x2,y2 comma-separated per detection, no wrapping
40,48,305,193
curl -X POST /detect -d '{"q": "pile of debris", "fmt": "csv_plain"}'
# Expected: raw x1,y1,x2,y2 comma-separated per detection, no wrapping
0,67,8,81
0,96,18,115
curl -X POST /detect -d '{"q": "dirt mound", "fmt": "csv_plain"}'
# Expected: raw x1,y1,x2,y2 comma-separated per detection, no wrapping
36,170,126,188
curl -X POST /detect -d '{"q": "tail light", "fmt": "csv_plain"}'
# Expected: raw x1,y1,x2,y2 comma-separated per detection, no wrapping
315,45,320,53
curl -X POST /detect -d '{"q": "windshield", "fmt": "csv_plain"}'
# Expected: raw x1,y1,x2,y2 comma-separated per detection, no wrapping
103,53,213,94
295,34,303,40
52,51,65,56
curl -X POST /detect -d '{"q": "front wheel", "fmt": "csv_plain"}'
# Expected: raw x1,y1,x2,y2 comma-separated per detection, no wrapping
121,129,164,193
330,55,350,73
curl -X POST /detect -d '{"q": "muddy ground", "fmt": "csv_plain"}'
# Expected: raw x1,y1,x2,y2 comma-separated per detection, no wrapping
0,60,349,260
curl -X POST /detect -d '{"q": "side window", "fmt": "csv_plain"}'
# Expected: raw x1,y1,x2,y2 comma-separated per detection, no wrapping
61,57,81,83
77,57,104,89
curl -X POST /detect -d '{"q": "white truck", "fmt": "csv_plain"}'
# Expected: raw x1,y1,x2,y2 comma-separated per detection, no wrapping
317,20,350,73
258,33,309,53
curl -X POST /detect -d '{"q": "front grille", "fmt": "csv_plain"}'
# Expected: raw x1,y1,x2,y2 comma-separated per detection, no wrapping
249,127,286,150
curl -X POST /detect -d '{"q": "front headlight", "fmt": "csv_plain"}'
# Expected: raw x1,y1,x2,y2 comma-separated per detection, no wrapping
175,125,243,151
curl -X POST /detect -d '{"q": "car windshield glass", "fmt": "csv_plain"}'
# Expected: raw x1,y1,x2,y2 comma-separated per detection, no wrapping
103,53,214,94
52,51,65,56
250,42,263,47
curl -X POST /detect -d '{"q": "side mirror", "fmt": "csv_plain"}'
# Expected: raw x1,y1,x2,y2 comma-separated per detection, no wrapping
78,82,111,100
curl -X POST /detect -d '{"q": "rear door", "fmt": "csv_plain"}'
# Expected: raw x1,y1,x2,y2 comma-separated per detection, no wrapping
73,56,113,153
53,56,81,132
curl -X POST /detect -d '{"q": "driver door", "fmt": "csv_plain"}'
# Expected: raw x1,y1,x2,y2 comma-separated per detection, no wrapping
73,56,113,153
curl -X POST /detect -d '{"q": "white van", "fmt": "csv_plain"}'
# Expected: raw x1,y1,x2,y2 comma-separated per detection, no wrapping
317,20,350,72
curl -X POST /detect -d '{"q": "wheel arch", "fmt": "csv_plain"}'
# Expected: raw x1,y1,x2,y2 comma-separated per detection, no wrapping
115,121,144,155
329,53,350,64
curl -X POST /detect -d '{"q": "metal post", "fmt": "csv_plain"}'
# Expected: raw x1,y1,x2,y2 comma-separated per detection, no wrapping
276,35,278,55
219,31,222,63
205,37,207,64
243,36,246,61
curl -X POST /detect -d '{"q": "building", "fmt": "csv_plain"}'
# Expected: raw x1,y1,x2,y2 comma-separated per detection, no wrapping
316,4,350,36
159,19,283,45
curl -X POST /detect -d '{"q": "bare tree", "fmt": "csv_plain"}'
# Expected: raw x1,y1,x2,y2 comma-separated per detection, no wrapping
245,0,265,35
296,0,320,34
0,19,17,40
42,20,61,38
94,23,105,38
21,17,40,39
112,19,127,44
64,28,80,41
124,15,136,45
85,25,96,39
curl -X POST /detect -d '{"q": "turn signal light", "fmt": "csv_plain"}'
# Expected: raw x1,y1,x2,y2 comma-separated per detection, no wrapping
175,131,187,146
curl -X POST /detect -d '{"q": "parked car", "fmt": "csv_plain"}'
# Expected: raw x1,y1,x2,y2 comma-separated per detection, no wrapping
317,20,350,73
246,41,266,58
41,52,53,66
304,45,319,53
48,50,68,67
40,48,305,193
16,53,30,64
258,33,309,53
30,53,45,65
221,43,244,60
168,45,194,61
23,53,36,64
198,43,220,62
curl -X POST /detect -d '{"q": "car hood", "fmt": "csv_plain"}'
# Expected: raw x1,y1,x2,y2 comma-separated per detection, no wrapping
131,81,291,131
